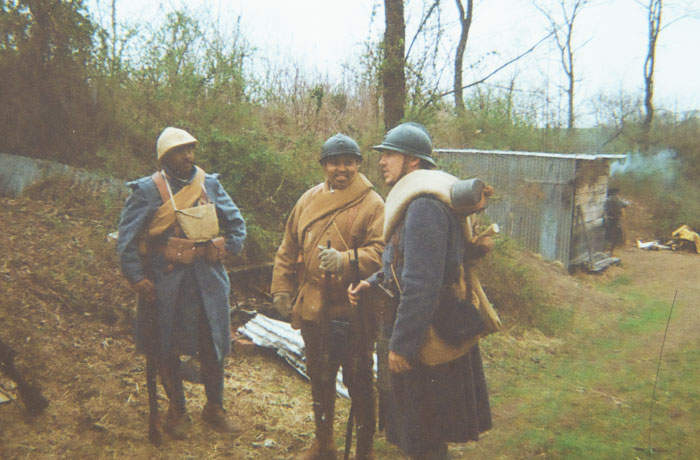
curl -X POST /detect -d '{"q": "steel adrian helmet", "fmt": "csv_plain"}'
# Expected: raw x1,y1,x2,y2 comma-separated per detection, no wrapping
319,133,362,163
156,127,198,162
372,122,435,166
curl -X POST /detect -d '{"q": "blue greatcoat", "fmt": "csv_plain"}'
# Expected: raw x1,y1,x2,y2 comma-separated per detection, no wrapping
117,168,246,362
368,196,491,456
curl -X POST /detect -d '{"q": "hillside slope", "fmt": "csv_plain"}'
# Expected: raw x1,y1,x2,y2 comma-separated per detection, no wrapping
1,191,698,459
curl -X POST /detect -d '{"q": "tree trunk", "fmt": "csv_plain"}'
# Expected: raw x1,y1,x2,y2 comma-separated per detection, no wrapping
536,0,589,130
454,0,473,113
643,0,662,139
382,0,406,129
566,22,575,130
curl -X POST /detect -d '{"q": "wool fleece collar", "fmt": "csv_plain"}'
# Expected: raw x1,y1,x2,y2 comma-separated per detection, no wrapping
297,172,373,235
383,169,460,241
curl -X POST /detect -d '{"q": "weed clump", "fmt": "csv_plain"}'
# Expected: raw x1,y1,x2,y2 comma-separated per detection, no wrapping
478,238,572,336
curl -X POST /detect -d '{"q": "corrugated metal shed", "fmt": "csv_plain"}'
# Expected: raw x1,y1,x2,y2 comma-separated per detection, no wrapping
436,148,626,270
0,153,128,198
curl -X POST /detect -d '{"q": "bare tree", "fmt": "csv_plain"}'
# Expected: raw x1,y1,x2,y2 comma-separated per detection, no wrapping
640,0,662,136
636,0,699,141
453,0,474,112
422,32,552,112
382,0,407,129
642,0,662,132
590,89,641,149
536,0,591,130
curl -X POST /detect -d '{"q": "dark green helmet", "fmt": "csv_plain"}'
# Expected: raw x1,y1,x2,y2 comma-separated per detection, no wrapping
320,133,362,163
372,122,435,166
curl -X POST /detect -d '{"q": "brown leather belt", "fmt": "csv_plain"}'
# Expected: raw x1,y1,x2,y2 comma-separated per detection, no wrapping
155,244,208,257
156,237,207,265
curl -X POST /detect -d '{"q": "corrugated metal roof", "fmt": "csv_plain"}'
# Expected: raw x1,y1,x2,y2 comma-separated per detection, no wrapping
435,148,627,161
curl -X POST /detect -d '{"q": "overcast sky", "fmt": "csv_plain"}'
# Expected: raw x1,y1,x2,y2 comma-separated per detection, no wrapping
86,0,700,120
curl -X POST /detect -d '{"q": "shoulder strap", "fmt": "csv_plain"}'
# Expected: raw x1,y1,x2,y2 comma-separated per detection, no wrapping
331,199,363,250
150,171,170,205
151,170,209,206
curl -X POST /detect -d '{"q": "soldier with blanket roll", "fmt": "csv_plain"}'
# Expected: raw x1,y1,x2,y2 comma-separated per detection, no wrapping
349,122,494,460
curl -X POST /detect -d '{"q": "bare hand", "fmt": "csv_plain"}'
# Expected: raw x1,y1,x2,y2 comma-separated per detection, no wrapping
463,184,494,214
473,235,495,254
347,280,370,306
132,278,156,304
388,351,412,373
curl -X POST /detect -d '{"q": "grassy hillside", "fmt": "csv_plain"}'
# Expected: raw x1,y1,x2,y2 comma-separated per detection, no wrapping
2,181,699,459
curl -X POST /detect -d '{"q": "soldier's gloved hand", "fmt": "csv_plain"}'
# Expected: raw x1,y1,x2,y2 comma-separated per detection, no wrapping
272,292,291,321
318,246,343,275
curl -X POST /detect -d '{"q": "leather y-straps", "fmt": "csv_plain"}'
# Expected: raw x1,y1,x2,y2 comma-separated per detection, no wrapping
150,171,209,238
151,171,170,205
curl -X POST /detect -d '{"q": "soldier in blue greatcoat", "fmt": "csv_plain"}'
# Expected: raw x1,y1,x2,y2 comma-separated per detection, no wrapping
117,127,246,439
350,123,492,460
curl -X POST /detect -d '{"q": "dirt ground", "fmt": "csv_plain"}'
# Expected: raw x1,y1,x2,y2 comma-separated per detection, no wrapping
1,191,698,459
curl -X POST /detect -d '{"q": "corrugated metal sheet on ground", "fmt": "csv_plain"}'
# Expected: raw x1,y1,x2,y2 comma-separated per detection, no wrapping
237,313,378,399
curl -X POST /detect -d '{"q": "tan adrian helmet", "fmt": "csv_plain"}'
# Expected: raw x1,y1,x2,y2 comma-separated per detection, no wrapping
156,127,198,162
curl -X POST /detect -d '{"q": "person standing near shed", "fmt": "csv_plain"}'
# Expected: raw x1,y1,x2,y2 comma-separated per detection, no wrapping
604,187,629,255
117,127,246,439
349,122,493,460
271,133,384,460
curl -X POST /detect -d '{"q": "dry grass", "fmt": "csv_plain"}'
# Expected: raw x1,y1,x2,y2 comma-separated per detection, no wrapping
0,191,326,459
6,177,694,459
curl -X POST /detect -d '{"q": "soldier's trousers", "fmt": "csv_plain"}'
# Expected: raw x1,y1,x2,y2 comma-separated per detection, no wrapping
301,317,376,455
160,306,224,412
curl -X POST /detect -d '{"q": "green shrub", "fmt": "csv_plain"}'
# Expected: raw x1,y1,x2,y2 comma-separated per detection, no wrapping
612,148,700,236
196,129,319,263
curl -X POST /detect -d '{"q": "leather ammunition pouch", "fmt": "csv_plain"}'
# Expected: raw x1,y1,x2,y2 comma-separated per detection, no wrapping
160,236,226,265
161,237,202,264
206,237,226,263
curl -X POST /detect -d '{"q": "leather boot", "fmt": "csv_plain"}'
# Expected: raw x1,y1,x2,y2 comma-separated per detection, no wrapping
350,375,376,460
411,444,449,460
352,423,375,460
295,438,337,460
163,403,191,440
202,402,240,434
296,391,336,460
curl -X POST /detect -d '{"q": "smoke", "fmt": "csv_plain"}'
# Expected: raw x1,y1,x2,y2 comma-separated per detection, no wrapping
610,149,680,184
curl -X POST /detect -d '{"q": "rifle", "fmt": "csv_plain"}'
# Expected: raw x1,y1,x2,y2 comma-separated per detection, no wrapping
142,292,163,446
137,264,163,446
0,339,49,417
343,236,371,460
319,240,333,384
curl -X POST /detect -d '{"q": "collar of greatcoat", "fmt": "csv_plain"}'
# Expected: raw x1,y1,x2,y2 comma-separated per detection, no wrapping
297,172,374,237
383,169,459,241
